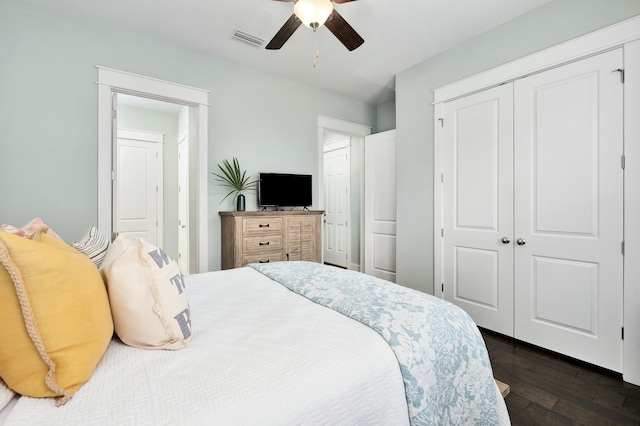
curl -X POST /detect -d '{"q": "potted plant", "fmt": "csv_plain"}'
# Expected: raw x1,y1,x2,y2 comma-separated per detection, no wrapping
212,157,257,211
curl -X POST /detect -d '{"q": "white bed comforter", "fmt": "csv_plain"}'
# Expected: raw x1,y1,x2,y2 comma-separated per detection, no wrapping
1,267,409,426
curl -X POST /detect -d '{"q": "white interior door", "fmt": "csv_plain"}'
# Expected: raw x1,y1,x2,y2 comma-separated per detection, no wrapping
514,49,624,372
442,84,514,336
115,129,163,246
364,130,396,282
178,128,190,274
323,138,350,268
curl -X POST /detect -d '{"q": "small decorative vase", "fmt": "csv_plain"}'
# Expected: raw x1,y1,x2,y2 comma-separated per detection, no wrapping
236,193,246,211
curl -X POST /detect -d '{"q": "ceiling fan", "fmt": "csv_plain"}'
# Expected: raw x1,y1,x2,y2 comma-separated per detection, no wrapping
265,0,364,52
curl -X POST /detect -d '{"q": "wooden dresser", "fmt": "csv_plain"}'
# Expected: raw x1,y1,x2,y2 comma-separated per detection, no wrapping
220,210,324,269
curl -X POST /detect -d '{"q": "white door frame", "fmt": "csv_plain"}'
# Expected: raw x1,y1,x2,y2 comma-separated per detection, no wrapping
97,66,209,272
317,116,371,269
434,15,640,385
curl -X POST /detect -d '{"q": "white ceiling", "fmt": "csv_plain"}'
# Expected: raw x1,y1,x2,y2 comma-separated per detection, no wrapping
22,0,551,105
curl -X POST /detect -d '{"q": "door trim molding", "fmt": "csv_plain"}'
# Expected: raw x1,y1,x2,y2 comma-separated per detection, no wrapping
97,66,209,272
433,15,640,103
624,39,640,386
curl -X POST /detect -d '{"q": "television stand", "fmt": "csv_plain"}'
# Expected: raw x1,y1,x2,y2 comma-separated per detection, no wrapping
219,210,325,269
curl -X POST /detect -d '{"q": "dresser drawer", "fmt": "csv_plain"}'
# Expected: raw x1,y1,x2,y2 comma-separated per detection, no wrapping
242,252,284,267
243,235,283,254
242,217,283,235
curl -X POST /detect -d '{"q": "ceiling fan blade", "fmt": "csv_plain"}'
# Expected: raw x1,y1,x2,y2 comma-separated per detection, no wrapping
324,10,364,51
332,0,358,3
265,14,302,50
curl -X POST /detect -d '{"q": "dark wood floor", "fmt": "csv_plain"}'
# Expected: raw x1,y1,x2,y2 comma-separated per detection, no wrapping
481,329,640,425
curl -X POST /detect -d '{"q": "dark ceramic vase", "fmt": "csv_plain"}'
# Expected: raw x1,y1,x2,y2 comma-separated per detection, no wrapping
236,193,246,211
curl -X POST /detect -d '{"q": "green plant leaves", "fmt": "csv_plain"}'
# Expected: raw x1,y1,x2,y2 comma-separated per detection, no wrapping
211,157,257,202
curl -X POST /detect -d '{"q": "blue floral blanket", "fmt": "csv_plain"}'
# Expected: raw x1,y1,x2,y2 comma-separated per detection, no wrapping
249,261,506,425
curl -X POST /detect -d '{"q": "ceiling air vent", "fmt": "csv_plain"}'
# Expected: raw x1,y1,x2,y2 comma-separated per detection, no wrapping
232,30,265,48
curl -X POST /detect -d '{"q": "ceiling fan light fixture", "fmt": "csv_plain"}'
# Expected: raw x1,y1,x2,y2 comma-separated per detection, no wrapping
294,0,334,30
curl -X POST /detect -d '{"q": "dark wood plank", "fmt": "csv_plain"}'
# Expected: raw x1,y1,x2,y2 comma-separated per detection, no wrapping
481,329,640,425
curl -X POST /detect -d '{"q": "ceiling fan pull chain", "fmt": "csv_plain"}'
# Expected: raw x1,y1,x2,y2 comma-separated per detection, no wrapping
313,30,319,68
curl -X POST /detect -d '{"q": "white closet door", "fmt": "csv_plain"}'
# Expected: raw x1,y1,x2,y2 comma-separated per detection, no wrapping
514,49,624,372
116,132,163,246
442,84,514,336
364,130,396,282
323,140,350,268
178,131,190,274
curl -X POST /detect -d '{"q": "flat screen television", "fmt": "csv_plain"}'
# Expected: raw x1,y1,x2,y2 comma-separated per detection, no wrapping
258,173,312,208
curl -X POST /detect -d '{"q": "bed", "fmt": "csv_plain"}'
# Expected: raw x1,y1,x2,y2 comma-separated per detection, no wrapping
0,254,510,425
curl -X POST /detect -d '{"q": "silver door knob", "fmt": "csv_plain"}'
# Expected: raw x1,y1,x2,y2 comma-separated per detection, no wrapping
501,237,511,244
516,238,526,246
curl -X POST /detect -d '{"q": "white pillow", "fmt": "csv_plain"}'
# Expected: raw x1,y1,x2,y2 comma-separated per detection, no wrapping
0,378,15,411
101,235,191,350
72,226,110,268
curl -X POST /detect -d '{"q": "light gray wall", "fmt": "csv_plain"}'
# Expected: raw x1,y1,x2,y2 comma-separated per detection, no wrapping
0,0,377,271
395,0,640,294
376,100,396,132
117,104,180,261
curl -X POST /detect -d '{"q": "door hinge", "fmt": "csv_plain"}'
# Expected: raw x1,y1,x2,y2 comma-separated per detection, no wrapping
621,155,625,169
111,170,117,180
441,228,444,237
622,241,625,255
612,68,625,83
438,118,444,127
441,283,444,292
622,327,625,340
111,108,117,119
441,173,444,183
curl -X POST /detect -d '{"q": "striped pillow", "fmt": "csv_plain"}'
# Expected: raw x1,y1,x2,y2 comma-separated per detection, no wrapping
72,226,110,268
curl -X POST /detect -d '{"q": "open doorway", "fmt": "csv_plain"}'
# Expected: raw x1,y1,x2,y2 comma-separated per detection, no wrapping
115,94,192,273
317,116,371,271
97,67,209,273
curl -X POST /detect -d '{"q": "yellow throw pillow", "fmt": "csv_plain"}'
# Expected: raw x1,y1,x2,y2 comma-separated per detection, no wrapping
101,235,191,350
0,231,113,406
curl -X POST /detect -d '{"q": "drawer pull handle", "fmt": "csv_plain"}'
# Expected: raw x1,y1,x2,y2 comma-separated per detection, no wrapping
259,260,270,263
259,224,270,228
259,242,270,246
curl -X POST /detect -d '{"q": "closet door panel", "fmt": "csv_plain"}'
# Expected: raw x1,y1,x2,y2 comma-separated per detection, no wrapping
442,84,514,336
514,48,624,372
